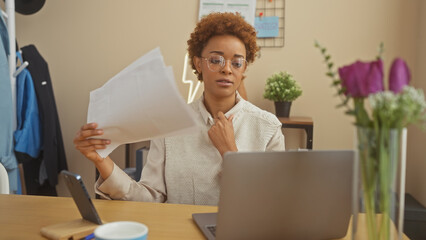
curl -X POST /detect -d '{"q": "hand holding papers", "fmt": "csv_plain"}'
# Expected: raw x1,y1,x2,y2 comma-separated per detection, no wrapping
87,48,198,158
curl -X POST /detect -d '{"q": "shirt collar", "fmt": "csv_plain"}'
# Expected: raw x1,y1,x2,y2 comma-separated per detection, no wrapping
197,91,245,125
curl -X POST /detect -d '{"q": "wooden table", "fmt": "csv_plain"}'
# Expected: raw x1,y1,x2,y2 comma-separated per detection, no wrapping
0,194,216,239
0,194,409,239
279,116,314,149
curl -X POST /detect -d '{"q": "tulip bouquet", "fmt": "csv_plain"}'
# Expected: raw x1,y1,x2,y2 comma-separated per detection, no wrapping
315,41,426,240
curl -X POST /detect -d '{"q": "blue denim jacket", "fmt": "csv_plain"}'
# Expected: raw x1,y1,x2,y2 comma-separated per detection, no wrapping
14,52,42,158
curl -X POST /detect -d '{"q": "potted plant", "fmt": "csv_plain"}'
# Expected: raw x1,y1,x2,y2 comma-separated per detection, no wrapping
263,71,302,117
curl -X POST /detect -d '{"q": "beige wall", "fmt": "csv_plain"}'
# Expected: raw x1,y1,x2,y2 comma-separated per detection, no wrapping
8,0,425,204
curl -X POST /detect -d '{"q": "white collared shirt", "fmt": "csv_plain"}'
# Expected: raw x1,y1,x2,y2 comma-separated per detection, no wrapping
96,93,285,205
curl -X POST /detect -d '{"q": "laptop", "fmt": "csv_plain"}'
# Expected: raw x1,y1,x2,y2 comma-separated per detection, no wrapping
192,150,356,240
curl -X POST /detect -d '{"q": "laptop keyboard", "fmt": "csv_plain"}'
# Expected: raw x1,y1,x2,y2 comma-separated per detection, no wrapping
206,225,217,237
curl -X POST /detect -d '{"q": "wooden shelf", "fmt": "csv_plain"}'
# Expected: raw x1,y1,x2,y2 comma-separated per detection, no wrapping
279,116,313,149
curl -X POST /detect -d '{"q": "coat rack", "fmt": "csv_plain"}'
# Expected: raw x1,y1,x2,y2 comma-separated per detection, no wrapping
4,0,29,132
2,0,30,194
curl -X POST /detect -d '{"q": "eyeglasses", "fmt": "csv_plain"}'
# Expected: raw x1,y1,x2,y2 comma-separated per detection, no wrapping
201,55,247,73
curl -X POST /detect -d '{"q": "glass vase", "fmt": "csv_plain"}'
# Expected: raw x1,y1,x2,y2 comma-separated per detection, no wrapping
354,127,407,240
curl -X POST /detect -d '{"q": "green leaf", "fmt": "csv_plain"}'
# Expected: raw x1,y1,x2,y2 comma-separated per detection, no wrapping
345,110,356,115
321,48,326,54
314,41,320,48
327,62,333,69
325,55,331,61
336,103,345,108
343,97,350,105
377,42,384,59
332,79,341,85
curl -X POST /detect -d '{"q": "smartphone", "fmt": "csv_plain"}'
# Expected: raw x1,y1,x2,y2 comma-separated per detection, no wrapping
61,170,103,225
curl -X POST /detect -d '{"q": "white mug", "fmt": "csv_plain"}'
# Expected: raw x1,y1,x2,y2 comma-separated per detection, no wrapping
94,221,148,240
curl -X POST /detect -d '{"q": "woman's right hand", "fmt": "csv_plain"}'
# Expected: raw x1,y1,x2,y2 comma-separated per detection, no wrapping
74,123,110,164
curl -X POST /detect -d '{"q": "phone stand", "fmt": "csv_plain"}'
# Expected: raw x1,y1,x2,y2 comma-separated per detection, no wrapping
40,218,103,240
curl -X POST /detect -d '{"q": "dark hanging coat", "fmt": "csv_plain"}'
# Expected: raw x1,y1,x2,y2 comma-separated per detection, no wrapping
21,44,67,187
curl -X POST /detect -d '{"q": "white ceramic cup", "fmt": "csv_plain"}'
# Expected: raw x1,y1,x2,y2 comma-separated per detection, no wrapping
94,221,148,240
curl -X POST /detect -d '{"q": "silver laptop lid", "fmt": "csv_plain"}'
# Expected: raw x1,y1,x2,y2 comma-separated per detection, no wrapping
216,150,355,240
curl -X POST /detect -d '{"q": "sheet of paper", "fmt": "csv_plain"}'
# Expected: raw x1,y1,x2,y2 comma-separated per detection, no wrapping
198,0,257,26
87,48,198,158
255,16,279,38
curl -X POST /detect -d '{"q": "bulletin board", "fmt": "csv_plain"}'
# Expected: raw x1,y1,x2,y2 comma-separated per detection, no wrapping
256,0,285,48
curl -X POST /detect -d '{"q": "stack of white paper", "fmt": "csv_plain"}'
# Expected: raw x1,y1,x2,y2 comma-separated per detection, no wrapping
87,48,198,158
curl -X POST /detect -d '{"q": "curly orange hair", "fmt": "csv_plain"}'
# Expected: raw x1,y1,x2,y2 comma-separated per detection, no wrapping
187,12,259,81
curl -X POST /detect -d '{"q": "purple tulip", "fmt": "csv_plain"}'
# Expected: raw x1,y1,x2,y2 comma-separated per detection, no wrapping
389,58,411,93
338,59,384,98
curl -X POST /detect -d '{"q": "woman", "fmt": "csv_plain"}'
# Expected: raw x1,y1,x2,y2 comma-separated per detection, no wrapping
74,12,285,206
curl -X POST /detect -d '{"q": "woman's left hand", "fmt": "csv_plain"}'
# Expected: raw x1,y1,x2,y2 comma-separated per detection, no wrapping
208,111,238,157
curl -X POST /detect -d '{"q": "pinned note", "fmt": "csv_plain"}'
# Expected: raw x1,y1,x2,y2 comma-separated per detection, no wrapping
255,16,279,38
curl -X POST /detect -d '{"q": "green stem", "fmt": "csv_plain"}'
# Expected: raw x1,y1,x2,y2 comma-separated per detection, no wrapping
354,99,371,127
378,127,390,240
377,127,400,240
